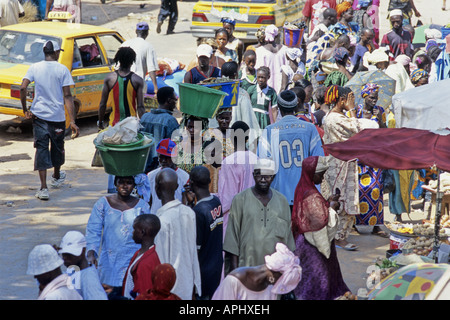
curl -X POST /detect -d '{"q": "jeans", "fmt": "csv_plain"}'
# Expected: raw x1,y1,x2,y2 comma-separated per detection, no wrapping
158,0,178,32
32,117,65,171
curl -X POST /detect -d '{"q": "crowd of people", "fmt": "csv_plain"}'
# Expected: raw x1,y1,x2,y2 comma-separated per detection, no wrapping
20,0,450,301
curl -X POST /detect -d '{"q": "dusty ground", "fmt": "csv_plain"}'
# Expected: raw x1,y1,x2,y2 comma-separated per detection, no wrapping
0,0,448,300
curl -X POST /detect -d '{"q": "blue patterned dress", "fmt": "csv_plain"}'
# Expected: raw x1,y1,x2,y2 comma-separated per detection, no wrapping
352,104,386,226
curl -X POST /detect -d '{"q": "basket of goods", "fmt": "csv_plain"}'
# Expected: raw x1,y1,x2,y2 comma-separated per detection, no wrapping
283,21,307,48
386,222,417,249
94,117,154,176
401,236,435,256
374,258,400,281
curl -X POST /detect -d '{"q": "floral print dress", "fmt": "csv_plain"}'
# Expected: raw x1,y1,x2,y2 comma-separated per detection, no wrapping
352,104,386,226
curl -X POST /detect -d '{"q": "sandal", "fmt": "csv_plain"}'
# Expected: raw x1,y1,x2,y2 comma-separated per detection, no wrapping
336,243,359,251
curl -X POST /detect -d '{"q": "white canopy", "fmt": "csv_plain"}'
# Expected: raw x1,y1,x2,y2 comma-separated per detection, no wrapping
391,78,450,131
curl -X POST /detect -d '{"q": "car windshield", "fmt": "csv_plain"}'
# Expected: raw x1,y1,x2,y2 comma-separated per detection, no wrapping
0,30,60,65
203,0,276,3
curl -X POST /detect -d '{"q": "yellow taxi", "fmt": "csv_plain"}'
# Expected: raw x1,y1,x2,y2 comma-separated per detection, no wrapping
0,18,124,127
190,0,305,43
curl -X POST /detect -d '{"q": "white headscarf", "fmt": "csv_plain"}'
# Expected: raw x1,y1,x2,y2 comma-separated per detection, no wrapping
315,156,329,174
395,54,411,66
365,48,389,69
264,25,279,42
424,28,442,40
286,47,303,61
265,243,302,294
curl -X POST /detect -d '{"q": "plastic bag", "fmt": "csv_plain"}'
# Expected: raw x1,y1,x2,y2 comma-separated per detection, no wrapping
382,169,395,194
99,117,141,145
438,244,450,263
91,149,103,167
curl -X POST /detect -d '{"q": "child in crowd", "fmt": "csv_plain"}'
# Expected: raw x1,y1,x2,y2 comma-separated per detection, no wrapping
214,28,238,63
246,66,278,129
238,50,257,91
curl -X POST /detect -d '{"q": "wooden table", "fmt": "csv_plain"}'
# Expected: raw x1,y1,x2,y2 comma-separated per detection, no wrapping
422,185,450,216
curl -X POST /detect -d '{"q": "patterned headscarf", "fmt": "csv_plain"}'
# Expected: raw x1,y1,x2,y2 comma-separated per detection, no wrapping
315,71,327,85
425,39,438,52
324,85,339,105
361,83,380,98
336,1,352,19
180,113,209,133
221,17,236,26
265,243,302,295
256,26,266,44
410,69,429,84
334,47,349,63
216,107,233,116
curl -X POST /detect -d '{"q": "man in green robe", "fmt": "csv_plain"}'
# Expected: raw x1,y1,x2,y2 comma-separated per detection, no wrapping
223,158,296,274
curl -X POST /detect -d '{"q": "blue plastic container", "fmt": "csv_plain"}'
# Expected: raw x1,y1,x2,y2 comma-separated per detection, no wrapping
442,27,450,39
201,80,240,108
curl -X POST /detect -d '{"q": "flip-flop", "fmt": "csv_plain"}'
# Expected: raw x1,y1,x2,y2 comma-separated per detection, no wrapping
372,230,389,238
336,243,358,251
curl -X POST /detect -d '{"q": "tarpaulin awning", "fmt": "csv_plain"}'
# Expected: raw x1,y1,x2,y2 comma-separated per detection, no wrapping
323,127,450,172
392,78,450,131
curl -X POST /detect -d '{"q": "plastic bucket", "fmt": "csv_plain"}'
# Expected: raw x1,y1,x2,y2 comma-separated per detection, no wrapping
178,82,228,118
389,233,410,250
94,133,154,176
386,249,401,259
201,80,240,108
103,133,145,149
283,27,305,48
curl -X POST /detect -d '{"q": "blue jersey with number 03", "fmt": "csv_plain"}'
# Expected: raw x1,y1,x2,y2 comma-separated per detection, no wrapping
257,115,324,205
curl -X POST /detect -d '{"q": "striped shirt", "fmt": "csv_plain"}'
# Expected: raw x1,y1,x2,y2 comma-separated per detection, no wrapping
381,29,413,61
109,71,138,127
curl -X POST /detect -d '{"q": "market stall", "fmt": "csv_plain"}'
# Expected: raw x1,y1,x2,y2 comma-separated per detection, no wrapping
323,75,450,299
423,171,450,217
323,127,450,264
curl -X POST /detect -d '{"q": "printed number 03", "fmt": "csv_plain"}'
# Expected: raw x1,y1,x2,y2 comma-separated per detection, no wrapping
279,139,304,169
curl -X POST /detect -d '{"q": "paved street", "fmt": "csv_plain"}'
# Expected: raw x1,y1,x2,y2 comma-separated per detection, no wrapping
0,0,447,300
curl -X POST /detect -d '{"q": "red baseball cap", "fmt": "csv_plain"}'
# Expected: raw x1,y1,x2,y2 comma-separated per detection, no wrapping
156,138,178,157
